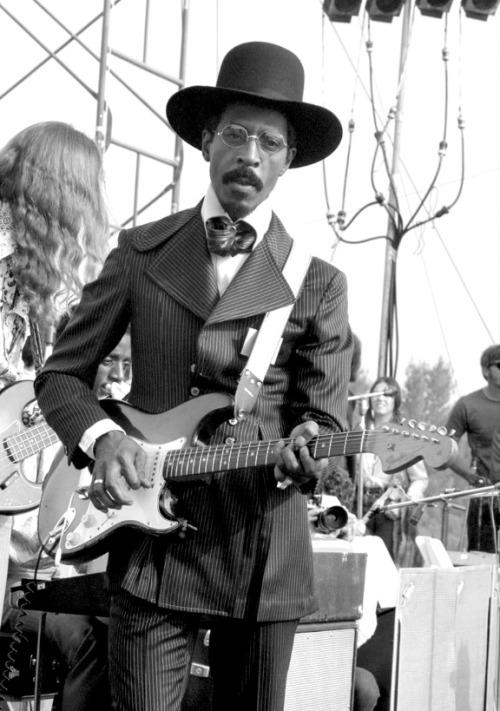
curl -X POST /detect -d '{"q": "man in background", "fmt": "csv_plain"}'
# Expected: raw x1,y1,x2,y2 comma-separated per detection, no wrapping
2,328,132,710
445,345,500,552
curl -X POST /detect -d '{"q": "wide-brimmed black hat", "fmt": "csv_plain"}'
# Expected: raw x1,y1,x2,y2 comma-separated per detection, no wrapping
166,42,343,169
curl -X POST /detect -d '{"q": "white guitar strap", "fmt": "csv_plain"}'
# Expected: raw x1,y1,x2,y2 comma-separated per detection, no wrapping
234,240,312,421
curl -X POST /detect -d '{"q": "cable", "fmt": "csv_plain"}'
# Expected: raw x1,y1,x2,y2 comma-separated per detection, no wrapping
405,16,454,232
0,580,35,701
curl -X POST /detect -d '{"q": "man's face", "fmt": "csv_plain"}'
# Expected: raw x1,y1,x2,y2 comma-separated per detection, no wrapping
93,333,132,399
483,362,500,388
201,103,296,221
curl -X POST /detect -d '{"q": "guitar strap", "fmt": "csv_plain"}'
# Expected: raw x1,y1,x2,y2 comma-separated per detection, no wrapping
29,318,45,374
233,240,312,421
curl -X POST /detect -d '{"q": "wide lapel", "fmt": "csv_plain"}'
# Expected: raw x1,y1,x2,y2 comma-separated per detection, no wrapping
144,209,219,321
206,214,296,325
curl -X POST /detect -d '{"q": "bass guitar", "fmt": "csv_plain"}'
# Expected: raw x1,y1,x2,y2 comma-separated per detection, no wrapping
0,380,60,513
38,392,457,564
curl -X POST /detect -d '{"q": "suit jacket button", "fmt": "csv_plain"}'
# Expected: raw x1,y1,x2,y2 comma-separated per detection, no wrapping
190,386,200,397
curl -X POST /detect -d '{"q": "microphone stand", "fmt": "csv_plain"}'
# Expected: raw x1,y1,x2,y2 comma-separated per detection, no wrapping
378,483,500,553
355,399,370,520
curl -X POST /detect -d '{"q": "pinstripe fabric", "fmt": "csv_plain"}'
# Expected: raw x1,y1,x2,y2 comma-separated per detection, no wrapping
35,204,352,625
108,590,298,711
108,590,199,711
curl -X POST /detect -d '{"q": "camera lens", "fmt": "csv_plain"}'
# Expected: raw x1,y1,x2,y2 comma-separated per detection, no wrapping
315,505,348,534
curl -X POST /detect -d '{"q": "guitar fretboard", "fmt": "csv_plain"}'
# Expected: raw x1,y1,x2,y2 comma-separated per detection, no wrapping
163,430,371,479
5,423,60,463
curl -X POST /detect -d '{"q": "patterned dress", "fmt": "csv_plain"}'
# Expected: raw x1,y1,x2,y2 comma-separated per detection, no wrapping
0,200,29,389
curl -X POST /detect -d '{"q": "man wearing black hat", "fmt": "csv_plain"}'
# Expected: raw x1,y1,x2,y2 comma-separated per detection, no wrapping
35,42,352,710
446,344,500,553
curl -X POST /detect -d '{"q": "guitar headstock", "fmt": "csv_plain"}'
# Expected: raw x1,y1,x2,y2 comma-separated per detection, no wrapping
365,419,457,473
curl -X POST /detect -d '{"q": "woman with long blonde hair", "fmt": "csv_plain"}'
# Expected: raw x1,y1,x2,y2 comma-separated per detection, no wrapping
0,121,109,386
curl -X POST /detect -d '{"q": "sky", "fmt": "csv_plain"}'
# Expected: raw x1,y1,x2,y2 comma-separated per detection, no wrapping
0,0,499,406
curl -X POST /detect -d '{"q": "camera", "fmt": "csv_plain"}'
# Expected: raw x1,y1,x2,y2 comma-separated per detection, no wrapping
312,505,349,535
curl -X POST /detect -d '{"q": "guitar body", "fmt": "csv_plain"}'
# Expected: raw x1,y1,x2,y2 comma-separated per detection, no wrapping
0,380,46,513
39,392,234,564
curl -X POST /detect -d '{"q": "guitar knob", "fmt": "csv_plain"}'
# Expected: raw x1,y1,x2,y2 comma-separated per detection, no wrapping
82,513,96,528
66,531,81,545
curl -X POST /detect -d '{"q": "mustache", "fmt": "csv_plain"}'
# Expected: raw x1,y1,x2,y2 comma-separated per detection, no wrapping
222,167,263,192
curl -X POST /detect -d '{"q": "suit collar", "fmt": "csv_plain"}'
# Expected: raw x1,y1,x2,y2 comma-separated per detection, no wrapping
142,208,297,324
207,218,296,324
144,209,219,320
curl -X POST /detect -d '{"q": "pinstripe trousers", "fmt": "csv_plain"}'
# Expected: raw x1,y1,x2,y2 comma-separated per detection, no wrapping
108,590,299,711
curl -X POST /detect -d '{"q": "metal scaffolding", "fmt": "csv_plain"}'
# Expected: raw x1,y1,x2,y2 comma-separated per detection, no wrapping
0,0,190,227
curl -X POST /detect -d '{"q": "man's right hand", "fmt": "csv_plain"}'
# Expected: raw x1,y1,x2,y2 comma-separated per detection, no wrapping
89,431,149,511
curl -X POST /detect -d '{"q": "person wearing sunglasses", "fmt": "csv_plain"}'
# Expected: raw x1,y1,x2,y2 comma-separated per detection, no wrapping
35,42,353,711
445,344,500,553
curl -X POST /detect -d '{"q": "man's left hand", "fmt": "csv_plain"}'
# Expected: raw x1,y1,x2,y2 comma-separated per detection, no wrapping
273,421,327,489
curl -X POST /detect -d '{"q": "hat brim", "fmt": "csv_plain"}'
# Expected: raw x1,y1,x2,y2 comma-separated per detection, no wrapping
166,86,343,168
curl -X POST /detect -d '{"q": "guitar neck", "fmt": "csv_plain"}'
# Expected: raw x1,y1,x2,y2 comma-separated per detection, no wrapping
164,430,367,479
6,423,60,463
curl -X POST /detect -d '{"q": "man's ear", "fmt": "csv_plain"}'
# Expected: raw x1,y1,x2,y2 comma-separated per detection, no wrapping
201,129,213,162
280,146,297,175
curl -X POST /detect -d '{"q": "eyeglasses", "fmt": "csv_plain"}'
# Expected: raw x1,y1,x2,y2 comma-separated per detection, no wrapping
214,124,288,154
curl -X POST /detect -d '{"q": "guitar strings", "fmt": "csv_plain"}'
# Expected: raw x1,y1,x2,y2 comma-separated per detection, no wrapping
0,420,59,472
161,430,387,475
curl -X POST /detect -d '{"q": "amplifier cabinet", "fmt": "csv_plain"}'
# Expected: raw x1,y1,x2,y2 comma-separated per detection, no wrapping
302,550,367,624
393,565,493,711
284,621,357,711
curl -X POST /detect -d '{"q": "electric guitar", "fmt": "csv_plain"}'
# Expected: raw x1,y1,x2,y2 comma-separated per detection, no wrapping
0,380,60,513
38,392,457,564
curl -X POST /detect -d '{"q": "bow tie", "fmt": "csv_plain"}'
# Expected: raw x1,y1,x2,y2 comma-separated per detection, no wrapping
205,216,257,257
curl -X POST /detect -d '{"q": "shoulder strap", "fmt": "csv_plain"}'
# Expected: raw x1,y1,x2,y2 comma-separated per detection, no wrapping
29,318,45,374
234,240,312,420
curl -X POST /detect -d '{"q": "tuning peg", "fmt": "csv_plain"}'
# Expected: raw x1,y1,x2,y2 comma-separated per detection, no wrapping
437,426,447,436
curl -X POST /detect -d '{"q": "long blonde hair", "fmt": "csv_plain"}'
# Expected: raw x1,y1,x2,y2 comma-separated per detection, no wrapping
0,121,109,322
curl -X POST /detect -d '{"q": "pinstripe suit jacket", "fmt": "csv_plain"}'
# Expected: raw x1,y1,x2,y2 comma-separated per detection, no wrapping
35,203,352,621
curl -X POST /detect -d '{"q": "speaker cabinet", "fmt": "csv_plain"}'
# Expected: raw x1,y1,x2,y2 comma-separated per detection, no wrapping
284,622,357,711
393,565,494,710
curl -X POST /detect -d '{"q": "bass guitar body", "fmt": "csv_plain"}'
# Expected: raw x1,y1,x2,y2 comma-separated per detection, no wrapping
0,380,47,513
